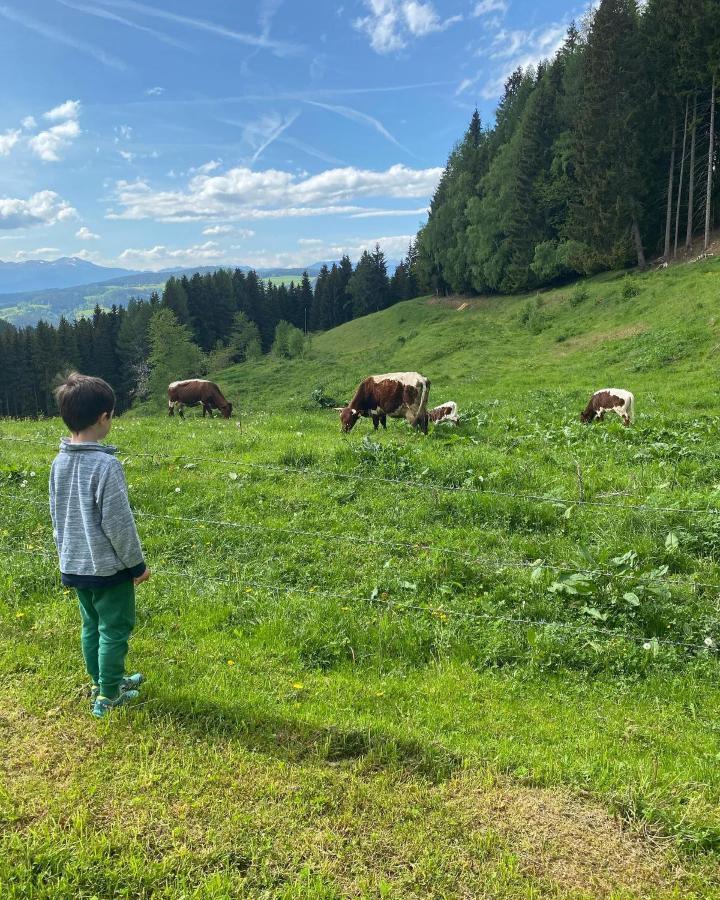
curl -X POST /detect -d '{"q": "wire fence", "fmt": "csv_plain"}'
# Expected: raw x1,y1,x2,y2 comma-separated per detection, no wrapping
3,434,720,659
3,544,717,656
2,433,720,517
5,487,720,591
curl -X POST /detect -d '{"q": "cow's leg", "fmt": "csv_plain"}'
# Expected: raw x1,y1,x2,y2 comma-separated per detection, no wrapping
381,414,387,430
168,401,174,417
372,414,380,430
177,403,185,419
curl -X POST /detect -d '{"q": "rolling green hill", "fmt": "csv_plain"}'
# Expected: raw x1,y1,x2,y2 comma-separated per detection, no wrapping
217,257,720,415
4,257,720,896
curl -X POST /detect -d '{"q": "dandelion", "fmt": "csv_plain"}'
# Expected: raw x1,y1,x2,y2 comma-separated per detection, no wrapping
20,480,27,488
704,637,715,648
229,472,238,481
15,611,25,618
245,587,253,593
227,659,235,666
374,690,385,697
29,471,36,478
341,606,350,611
643,641,652,650
292,682,304,690
175,487,181,493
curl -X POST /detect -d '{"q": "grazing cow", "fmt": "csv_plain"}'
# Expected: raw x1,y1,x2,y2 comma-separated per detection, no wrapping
580,388,634,427
427,401,459,425
168,379,233,419
338,372,430,434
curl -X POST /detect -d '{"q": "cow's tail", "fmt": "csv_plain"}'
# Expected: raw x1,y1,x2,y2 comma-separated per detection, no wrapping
628,392,635,423
415,377,430,430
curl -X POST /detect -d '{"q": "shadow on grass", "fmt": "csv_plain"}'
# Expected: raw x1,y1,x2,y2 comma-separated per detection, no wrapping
145,692,462,781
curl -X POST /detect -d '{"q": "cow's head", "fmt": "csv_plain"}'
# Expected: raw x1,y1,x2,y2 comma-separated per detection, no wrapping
220,401,233,418
579,408,592,423
339,406,360,432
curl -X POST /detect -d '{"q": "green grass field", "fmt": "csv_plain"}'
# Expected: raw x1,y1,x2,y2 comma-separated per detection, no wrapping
3,259,720,896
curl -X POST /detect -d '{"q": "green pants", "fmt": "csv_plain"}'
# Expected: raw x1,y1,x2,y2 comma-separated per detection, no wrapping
76,581,136,699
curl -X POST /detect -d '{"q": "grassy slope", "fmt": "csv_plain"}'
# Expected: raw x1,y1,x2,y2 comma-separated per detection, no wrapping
3,260,720,896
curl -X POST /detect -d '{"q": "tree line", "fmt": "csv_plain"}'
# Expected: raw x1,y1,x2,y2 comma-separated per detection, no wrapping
0,247,418,417
413,0,720,295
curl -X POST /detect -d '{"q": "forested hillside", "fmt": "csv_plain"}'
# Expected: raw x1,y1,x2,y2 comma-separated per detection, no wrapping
0,247,417,417
414,0,720,295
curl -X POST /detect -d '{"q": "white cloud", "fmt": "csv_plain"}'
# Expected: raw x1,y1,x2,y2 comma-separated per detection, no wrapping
472,0,507,15
21,115,37,130
76,226,100,240
117,240,230,269
146,85,164,96
241,111,300,164
118,149,136,162
191,159,222,175
0,191,77,229
29,118,81,161
457,21,567,98
348,206,428,218
202,224,233,235
44,99,81,122
107,162,443,222
354,0,461,54
14,247,61,261
71,248,102,261
0,129,21,156
29,102,82,161
240,234,414,269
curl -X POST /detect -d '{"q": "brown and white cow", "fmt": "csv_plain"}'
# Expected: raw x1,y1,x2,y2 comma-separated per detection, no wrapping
580,388,634,427
168,379,233,419
338,372,431,434
427,401,458,425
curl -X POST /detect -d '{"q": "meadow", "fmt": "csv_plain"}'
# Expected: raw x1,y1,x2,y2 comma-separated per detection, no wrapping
3,258,720,896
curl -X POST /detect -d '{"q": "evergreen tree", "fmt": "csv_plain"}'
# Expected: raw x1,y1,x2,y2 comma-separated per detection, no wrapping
147,308,206,405
570,0,649,269
162,277,190,325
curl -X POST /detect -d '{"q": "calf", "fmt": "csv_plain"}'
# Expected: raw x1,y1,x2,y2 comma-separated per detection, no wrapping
580,388,634,427
427,401,458,425
168,379,233,419
338,372,430,434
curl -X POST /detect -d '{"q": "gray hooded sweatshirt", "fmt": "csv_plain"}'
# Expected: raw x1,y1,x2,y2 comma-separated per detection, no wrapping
49,438,146,587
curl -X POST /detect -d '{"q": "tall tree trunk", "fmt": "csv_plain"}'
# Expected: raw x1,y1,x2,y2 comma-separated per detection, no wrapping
673,98,688,256
631,215,646,269
665,114,678,259
686,92,698,249
705,76,716,252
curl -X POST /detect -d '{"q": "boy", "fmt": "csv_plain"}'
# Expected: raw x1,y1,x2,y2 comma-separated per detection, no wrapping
50,373,150,719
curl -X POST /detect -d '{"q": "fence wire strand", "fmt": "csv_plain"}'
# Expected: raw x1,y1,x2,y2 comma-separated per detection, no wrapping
2,433,720,516
3,545,716,656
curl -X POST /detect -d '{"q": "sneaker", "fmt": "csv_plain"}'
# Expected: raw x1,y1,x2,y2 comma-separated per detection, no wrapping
90,673,144,705
92,690,140,719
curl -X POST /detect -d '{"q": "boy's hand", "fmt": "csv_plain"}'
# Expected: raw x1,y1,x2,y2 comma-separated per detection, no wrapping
134,568,150,586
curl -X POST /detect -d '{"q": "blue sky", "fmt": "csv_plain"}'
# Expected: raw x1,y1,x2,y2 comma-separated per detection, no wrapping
0,0,587,271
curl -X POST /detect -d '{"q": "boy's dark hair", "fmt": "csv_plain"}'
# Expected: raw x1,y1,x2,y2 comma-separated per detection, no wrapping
54,373,115,432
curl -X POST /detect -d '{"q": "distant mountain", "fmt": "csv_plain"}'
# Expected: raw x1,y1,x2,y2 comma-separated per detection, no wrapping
0,257,401,327
0,265,316,327
0,257,141,295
